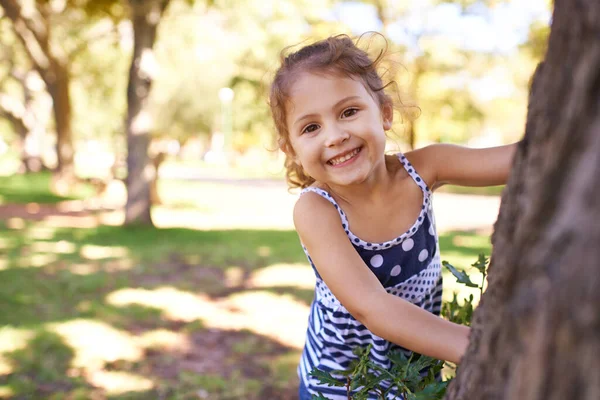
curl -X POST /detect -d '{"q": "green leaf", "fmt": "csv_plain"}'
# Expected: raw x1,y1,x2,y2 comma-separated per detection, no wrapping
311,393,331,400
442,261,479,288
471,254,489,274
388,350,409,366
309,369,345,387
354,373,389,394
412,381,448,400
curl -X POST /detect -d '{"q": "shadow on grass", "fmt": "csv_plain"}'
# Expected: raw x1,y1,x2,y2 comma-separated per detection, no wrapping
0,222,308,399
0,325,299,400
0,221,491,399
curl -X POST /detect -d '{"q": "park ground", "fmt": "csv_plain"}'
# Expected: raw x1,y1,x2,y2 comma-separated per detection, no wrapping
0,172,500,399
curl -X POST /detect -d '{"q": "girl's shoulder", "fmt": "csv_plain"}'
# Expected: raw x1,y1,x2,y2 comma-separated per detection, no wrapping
400,147,439,190
292,185,348,245
294,184,337,219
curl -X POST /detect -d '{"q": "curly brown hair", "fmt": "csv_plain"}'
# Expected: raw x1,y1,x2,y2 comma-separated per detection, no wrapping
269,33,409,189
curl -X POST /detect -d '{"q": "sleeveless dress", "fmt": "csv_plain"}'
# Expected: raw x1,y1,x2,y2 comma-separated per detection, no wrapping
297,153,444,400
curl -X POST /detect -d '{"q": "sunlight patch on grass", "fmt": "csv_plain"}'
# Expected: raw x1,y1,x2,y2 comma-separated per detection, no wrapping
137,329,191,352
70,263,100,275
225,267,245,287
104,258,135,272
183,254,202,264
31,240,77,254
69,260,135,276
49,319,143,371
0,360,11,378
256,246,271,257
27,225,57,240
247,263,315,290
17,253,58,268
6,218,24,230
0,238,12,250
0,356,12,375
0,386,14,398
107,287,210,322
0,327,34,354
0,260,8,271
223,291,309,349
79,245,128,260
87,370,154,395
106,286,309,349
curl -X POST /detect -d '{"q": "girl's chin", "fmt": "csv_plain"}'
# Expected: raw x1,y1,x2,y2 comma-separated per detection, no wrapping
327,169,372,187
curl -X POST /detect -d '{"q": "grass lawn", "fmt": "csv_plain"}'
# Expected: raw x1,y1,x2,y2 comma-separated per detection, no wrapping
0,172,95,205
0,172,492,399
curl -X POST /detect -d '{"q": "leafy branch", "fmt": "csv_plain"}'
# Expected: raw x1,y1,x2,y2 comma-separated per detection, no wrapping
309,254,491,399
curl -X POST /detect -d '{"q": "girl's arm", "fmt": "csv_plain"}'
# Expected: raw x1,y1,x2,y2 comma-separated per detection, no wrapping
407,143,518,189
294,193,470,364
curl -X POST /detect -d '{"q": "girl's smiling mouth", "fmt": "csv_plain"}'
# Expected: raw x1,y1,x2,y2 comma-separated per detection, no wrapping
327,147,362,167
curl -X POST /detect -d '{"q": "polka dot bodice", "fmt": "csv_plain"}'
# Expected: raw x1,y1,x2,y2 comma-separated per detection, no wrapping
300,153,441,309
297,153,444,399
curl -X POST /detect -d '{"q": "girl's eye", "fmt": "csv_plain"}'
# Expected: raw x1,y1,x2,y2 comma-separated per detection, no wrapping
341,108,358,118
302,124,319,134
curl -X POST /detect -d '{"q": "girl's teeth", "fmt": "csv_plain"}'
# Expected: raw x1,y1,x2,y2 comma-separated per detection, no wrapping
330,148,359,165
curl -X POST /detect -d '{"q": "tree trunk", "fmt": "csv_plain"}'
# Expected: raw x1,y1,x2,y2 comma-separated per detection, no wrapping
45,61,74,178
124,0,170,226
445,1,600,399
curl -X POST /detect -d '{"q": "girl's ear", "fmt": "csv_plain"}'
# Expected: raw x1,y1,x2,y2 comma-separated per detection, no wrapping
279,138,300,165
382,102,394,130
278,137,291,154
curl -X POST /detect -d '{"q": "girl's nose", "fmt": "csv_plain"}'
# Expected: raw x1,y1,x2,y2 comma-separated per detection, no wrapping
324,126,350,147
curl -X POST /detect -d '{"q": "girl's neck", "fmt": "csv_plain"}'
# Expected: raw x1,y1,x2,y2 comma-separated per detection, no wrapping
323,154,400,206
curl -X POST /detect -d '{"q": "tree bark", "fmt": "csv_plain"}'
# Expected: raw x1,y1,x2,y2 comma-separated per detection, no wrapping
45,60,74,177
124,0,170,226
445,1,600,399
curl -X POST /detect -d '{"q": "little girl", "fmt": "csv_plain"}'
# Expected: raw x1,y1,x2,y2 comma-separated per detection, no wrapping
268,34,516,399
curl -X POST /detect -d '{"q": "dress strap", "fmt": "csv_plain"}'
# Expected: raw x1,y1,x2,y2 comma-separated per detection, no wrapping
299,187,350,231
397,153,431,196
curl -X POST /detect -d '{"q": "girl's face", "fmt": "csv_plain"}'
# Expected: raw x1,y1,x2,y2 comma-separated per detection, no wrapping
285,72,392,188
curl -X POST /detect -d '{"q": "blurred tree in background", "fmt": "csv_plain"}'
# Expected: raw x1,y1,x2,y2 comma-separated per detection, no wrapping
357,0,549,149
0,0,550,227
0,23,48,173
124,0,172,226
0,0,127,187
